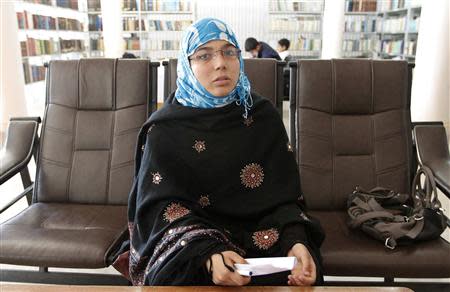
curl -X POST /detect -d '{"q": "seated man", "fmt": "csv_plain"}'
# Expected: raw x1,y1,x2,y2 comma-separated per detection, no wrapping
277,38,292,62
245,37,281,60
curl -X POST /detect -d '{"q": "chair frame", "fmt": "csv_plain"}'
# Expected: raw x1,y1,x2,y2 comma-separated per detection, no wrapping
288,60,450,291
0,59,160,285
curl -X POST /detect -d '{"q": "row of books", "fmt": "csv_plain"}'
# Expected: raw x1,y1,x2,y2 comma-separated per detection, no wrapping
123,0,138,11
381,39,403,55
378,0,406,11
60,39,85,53
20,37,85,57
88,14,103,31
140,39,181,51
290,38,321,51
23,61,46,84
17,11,83,31
21,38,58,56
343,51,372,57
408,16,420,32
88,0,101,11
345,0,377,12
124,37,141,50
17,12,55,30
377,0,422,11
55,0,78,10
345,15,377,32
24,0,79,10
270,18,321,33
123,0,192,12
343,38,376,52
24,0,51,6
58,18,83,31
269,0,323,13
405,40,417,56
123,18,192,32
90,38,104,51
381,17,406,33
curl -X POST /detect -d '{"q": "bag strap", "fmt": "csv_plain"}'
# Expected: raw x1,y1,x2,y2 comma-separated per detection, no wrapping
348,207,395,228
354,186,396,199
411,165,441,210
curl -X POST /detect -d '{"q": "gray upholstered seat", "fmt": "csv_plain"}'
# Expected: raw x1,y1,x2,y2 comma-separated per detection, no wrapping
0,58,158,284
414,124,450,196
290,59,450,281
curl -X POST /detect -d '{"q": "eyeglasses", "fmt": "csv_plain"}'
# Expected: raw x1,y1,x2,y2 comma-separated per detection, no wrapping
189,48,241,63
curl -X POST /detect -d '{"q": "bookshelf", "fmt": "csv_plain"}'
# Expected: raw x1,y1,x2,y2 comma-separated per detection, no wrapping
343,0,378,58
377,2,421,60
14,0,89,117
268,0,324,58
122,0,195,60
87,0,103,57
15,0,89,84
343,0,421,60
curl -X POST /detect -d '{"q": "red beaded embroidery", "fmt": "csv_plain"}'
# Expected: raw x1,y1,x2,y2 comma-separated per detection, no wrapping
163,202,190,223
198,195,211,208
287,142,293,152
240,163,264,189
252,228,279,250
243,116,253,127
152,172,162,184
193,140,206,153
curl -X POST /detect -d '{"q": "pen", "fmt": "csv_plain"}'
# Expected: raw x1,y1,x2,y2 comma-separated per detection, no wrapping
219,253,235,273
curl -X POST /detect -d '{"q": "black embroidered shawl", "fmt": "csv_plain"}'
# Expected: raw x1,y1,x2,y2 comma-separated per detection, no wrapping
123,92,324,285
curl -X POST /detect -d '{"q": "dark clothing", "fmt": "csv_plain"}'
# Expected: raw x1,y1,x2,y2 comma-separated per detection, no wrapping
258,42,281,60
117,92,324,285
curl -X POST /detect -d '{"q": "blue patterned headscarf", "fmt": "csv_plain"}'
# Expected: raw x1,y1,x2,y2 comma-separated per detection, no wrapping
175,18,253,118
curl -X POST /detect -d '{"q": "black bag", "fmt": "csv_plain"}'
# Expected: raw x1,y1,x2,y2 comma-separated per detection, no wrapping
347,165,448,249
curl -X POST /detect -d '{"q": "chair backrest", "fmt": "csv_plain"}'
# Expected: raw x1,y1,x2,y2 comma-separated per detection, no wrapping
34,58,156,205
163,58,178,100
292,59,412,211
414,124,449,166
163,58,284,112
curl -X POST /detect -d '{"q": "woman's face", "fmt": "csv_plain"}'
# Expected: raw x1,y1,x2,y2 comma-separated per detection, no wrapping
190,40,240,97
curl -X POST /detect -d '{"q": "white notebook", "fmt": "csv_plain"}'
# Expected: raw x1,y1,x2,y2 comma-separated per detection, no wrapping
234,256,297,276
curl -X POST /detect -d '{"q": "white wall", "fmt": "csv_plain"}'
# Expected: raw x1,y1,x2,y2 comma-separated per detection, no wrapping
411,0,449,127
321,0,345,58
0,1,27,141
101,0,124,58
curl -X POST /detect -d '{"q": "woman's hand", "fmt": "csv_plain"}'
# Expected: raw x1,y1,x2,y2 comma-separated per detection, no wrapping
287,243,317,286
206,251,251,286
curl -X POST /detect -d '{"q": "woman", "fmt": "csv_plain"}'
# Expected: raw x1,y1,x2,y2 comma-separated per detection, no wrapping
114,18,324,286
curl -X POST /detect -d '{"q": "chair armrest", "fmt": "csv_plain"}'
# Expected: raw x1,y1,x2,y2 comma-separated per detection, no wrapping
413,123,450,199
0,117,40,184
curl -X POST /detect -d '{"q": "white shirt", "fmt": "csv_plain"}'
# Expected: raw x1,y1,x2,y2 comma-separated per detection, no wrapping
278,50,290,61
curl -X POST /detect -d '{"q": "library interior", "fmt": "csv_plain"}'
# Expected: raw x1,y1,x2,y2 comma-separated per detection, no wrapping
0,0,449,291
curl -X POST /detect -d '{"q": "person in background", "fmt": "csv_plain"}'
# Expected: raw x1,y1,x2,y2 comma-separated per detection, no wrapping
122,52,137,58
113,18,324,287
277,38,292,99
244,37,281,60
277,38,291,62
